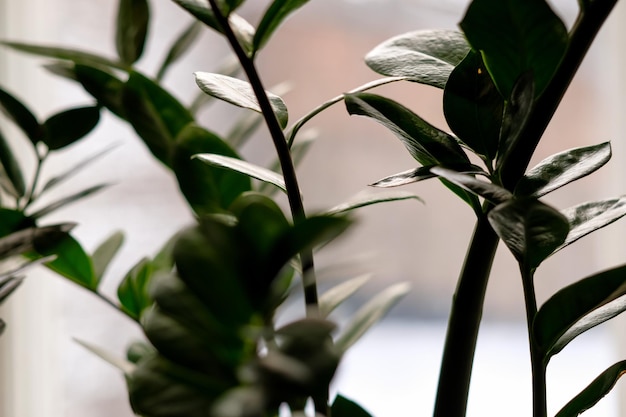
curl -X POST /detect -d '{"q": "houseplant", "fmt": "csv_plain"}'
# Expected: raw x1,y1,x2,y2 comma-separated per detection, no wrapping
1,0,626,416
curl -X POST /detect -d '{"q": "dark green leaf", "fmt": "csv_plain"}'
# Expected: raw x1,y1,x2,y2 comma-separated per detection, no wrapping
0,209,30,238
487,199,569,269
555,360,626,417
0,85,43,144
92,231,124,282
28,183,110,219
35,233,97,290
116,0,150,65
515,142,612,197
1,41,125,70
365,29,470,89
75,65,127,119
443,50,504,160
534,264,626,358
253,0,310,53
0,129,26,197
195,72,288,129
195,153,286,192
370,166,437,188
0,223,74,258
117,258,153,320
460,0,568,97
122,71,194,166
157,21,203,82
42,105,100,150
332,394,374,417
430,166,512,204
325,190,423,215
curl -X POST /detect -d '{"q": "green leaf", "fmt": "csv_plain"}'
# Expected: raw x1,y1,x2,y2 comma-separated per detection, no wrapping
253,0,310,53
534,264,626,358
116,0,150,66
117,258,154,320
365,29,470,89
194,153,286,192
122,71,194,166
370,166,437,188
555,360,626,417
75,65,127,119
0,209,30,238
325,190,423,215
28,183,110,219
331,394,374,417
92,231,124,282
194,72,289,129
460,0,568,98
0,85,44,144
0,129,26,197
319,275,370,317
515,142,612,197
35,233,97,290
430,166,512,204
335,282,410,352
0,223,74,258
157,21,203,82
42,105,100,150
344,92,469,167
487,198,569,269
443,50,504,160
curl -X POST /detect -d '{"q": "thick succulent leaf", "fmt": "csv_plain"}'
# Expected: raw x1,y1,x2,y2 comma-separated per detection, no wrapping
460,0,568,98
253,0,310,53
42,105,100,150
0,129,26,197
28,183,110,219
157,21,203,81
1,41,125,70
92,231,124,282
487,198,569,269
172,124,251,214
515,142,612,197
345,92,469,166
34,233,97,290
194,72,288,129
332,394,375,417
370,166,437,188
325,190,422,215
74,65,127,119
116,0,150,65
117,258,153,320
555,360,626,417
123,71,194,166
430,166,511,204
0,86,43,144
335,282,410,352
534,264,626,358
443,50,503,160
75,338,136,374
319,275,370,317
194,153,286,192
365,29,470,89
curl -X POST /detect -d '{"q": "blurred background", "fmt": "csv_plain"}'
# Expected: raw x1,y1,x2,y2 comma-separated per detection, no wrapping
1,0,626,416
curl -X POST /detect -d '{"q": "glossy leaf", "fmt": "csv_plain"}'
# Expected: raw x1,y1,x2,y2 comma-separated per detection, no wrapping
157,21,203,81
122,72,194,166
332,394,374,417
116,0,149,66
345,92,469,166
555,360,626,417
335,282,410,352
253,0,310,53
28,183,110,219
74,65,127,119
35,233,97,290
443,50,503,160
430,167,512,204
515,142,612,197
117,258,153,320
194,153,286,192
92,231,124,282
365,29,470,89
0,129,26,197
194,72,289,129
534,264,626,358
0,85,43,144
487,199,569,269
319,275,370,317
460,0,568,97
325,190,422,215
1,41,125,70
42,105,100,150
371,166,437,188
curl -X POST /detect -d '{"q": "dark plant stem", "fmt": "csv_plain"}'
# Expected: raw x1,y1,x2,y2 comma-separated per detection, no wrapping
433,213,499,417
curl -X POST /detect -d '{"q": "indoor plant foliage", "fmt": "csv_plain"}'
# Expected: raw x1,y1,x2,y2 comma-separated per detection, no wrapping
1,0,626,417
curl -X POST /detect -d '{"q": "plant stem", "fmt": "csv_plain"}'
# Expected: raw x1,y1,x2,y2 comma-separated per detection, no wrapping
433,212,499,417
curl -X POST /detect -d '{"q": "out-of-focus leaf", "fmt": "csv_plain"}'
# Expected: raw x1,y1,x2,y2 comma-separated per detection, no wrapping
157,21,203,81
555,360,626,417
0,85,43,144
487,198,569,269
325,190,422,215
0,209,29,238
0,129,26,197
0,276,24,303
1,41,125,70
331,394,374,417
443,50,503,160
75,65,127,119
430,166,512,204
42,105,100,150
319,275,370,317
0,223,74,258
35,233,97,290
534,264,626,358
365,29,470,89
460,0,568,97
195,72,289,129
0,320,5,336
29,183,110,219
194,153,286,192
117,258,153,320
253,0,309,53
335,282,410,351
75,338,136,374
515,142,612,197
370,166,437,188
92,231,124,282
116,0,150,66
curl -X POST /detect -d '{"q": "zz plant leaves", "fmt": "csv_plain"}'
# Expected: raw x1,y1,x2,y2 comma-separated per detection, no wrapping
116,0,150,66
28,183,110,219
325,190,422,215
533,264,626,359
253,0,310,54
0,129,26,198
91,231,124,282
430,167,512,204
42,105,101,150
157,21,203,82
1,41,125,70
0,85,44,144
370,166,437,188
319,274,370,317
73,64,127,119
118,258,154,321
365,29,470,89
